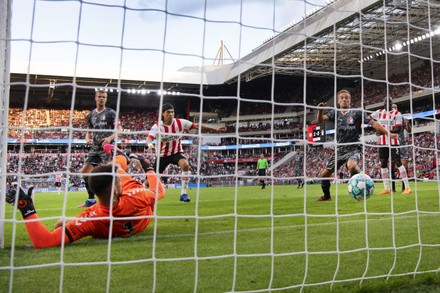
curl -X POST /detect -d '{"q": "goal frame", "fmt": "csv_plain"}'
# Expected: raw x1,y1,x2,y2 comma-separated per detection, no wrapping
0,0,12,249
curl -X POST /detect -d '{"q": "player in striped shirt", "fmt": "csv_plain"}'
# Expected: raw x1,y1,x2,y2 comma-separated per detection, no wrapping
145,103,226,202
391,104,412,192
370,98,411,195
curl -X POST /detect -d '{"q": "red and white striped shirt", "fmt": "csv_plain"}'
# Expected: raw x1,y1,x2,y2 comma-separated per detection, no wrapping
147,118,194,157
370,108,402,146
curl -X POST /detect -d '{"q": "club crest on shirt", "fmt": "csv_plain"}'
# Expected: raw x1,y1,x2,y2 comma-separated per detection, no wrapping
346,116,354,124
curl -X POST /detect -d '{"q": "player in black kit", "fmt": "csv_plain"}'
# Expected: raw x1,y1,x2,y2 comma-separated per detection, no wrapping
292,148,304,188
77,90,121,208
316,89,396,201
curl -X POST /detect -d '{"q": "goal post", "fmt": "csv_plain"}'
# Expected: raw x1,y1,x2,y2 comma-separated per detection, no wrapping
0,0,12,249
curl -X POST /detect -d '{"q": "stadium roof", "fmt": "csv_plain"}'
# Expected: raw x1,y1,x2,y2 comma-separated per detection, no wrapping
228,0,440,82
9,0,440,96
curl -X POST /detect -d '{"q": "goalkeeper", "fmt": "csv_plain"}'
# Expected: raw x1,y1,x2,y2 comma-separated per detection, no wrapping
5,145,164,248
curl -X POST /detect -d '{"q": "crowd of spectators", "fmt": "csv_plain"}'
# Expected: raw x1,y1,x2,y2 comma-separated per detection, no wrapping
202,62,440,119
350,62,440,108
7,107,310,140
6,153,85,189
8,108,89,139
272,132,439,184
8,108,159,141
7,61,439,141
5,61,440,190
6,129,438,190
7,104,437,145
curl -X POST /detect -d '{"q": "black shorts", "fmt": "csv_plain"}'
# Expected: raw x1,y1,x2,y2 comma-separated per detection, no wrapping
154,152,188,176
325,146,361,172
258,169,266,176
54,182,61,187
399,146,411,161
84,145,110,166
378,146,401,162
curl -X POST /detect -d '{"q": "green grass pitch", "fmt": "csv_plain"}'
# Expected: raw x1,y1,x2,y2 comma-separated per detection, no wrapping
1,181,440,292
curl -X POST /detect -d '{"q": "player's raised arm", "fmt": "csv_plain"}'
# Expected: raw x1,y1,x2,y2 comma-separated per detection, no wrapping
194,123,227,133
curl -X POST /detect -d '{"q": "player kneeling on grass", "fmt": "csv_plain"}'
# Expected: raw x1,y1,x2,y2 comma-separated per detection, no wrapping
5,144,164,249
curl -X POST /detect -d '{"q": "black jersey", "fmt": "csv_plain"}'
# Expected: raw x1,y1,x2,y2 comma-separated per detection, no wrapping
86,107,117,146
292,153,303,171
326,109,371,146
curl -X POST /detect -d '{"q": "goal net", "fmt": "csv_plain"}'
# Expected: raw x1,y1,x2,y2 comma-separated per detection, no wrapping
1,0,440,292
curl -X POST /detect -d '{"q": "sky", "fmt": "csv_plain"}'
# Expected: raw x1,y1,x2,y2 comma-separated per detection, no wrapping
10,0,327,80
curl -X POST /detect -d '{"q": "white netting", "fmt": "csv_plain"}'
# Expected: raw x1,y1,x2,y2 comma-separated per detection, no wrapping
1,0,440,292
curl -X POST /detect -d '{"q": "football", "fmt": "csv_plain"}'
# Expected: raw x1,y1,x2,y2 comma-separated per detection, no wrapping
348,173,374,201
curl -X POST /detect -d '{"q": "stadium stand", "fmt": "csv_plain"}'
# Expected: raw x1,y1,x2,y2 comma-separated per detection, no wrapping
5,61,439,190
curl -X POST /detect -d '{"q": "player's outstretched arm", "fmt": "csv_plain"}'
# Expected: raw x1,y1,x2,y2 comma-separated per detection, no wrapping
101,122,121,147
195,123,227,133
6,184,70,248
145,169,165,202
369,120,398,140
145,136,156,152
25,218,70,248
129,154,153,173
128,153,165,201
103,144,130,171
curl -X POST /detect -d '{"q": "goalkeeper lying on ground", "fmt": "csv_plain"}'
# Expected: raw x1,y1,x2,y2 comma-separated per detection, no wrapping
6,144,164,248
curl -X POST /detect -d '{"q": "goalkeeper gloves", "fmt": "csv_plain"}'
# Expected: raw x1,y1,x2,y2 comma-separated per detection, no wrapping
103,144,130,165
6,183,36,219
103,144,125,157
129,154,154,172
